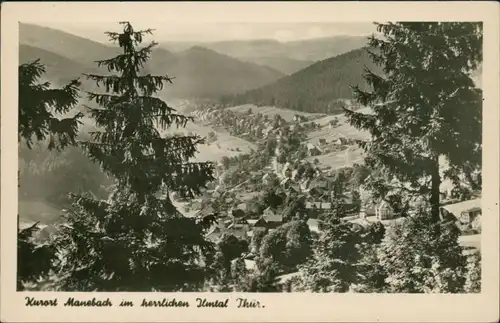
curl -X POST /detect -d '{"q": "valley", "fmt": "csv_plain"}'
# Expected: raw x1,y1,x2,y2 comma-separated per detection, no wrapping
17,21,484,295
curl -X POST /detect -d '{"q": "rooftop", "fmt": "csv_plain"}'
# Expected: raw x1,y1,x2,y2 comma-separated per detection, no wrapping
263,212,283,223
441,199,481,216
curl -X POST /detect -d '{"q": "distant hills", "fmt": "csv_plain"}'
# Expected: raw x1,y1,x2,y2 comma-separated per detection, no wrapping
19,23,122,68
161,35,369,61
19,44,98,86
221,48,381,114
19,23,285,98
161,35,369,74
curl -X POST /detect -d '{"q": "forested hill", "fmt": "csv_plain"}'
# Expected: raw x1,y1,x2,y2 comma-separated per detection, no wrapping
19,23,284,99
238,56,315,75
220,48,382,114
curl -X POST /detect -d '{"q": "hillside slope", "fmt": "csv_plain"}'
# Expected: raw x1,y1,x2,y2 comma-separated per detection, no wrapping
20,23,121,67
162,46,283,98
239,56,314,75
222,48,381,114
19,24,284,98
19,44,101,90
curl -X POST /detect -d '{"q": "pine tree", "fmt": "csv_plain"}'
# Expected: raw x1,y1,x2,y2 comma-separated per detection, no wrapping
378,214,468,293
298,215,362,292
19,60,82,150
344,22,482,222
52,22,216,291
18,60,82,290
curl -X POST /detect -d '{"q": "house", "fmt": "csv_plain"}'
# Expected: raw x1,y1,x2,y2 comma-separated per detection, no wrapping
263,211,283,229
227,223,249,239
359,206,376,218
308,186,327,199
230,258,257,272
441,198,481,230
334,137,348,145
320,202,332,210
293,114,307,123
307,218,320,233
305,201,331,219
246,219,259,237
306,143,322,156
309,176,329,190
206,226,224,242
375,200,395,220
280,178,301,193
263,207,275,218
252,217,269,233
246,219,259,226
318,138,327,146
306,201,321,210
281,162,293,179
243,259,257,271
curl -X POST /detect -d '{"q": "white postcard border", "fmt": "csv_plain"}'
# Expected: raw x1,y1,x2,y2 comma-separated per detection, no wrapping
1,2,499,322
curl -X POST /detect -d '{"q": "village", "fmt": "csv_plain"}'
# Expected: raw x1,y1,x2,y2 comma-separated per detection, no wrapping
14,18,486,301
169,103,483,288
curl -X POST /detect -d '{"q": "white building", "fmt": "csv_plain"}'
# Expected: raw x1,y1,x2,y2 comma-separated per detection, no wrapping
441,198,481,230
375,200,395,220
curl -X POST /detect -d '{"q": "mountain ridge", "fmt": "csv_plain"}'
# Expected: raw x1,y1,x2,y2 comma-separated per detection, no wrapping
19,24,284,99
221,47,380,114
161,35,369,61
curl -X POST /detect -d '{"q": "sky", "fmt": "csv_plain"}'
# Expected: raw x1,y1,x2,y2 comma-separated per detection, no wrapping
37,22,376,43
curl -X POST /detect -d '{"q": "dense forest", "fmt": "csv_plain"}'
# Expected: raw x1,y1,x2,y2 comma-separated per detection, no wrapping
220,48,381,114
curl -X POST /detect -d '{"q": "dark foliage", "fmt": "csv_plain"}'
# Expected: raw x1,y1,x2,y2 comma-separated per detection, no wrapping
344,22,482,222
50,22,216,291
221,48,379,114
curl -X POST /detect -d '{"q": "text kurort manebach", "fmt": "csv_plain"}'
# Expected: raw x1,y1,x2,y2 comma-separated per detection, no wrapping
24,297,263,308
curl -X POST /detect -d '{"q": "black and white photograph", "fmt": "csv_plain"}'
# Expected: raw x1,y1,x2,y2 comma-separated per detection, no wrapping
16,18,485,293
2,2,499,322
